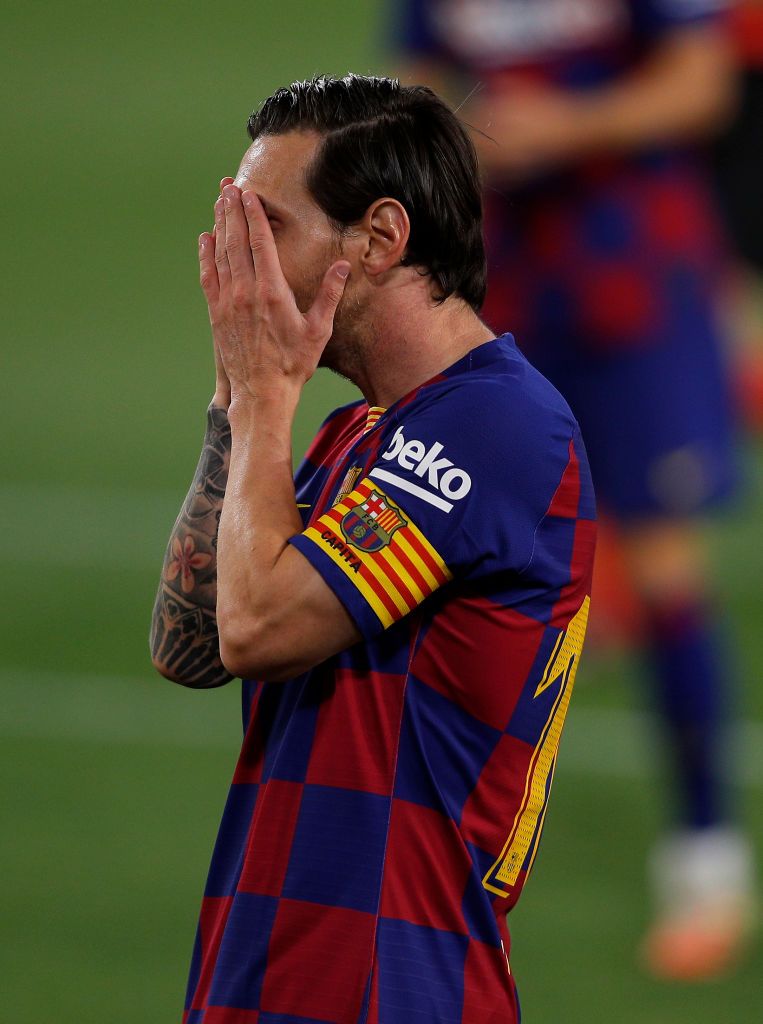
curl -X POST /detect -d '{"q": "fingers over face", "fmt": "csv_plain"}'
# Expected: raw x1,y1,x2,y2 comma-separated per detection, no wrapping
222,184,256,287
241,190,282,286
307,261,351,337
213,196,231,286
198,232,219,303
211,178,234,237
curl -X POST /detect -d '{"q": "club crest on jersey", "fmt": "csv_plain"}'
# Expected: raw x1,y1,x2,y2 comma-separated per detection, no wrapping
340,490,406,552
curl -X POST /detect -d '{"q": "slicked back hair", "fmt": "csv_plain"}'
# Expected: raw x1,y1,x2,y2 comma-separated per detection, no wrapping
247,74,487,311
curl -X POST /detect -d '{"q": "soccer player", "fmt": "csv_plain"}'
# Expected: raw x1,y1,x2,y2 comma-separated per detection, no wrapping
150,75,595,1023
393,0,756,980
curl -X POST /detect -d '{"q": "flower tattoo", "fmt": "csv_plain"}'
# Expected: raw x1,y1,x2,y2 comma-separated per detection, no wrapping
166,535,213,594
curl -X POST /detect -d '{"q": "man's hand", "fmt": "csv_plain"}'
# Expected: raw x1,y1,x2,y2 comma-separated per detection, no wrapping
198,183,350,408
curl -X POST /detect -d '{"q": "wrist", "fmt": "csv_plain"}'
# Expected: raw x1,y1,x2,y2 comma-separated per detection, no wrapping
229,377,301,411
228,380,301,430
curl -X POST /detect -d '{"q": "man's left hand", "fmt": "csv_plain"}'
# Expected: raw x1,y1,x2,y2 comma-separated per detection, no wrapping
198,184,350,405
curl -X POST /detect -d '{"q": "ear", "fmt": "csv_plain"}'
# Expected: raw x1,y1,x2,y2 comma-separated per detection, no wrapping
359,198,410,277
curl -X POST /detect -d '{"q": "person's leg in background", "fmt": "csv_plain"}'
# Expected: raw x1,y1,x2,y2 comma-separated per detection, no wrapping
621,519,756,979
568,297,757,978
530,283,756,980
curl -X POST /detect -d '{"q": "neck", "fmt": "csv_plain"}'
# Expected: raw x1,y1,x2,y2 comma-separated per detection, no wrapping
333,285,496,408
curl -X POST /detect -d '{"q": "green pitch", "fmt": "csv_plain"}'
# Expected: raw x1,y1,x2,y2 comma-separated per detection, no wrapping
2,1,761,1020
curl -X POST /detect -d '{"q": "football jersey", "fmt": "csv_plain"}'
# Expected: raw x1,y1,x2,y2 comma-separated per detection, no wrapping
397,0,727,83
183,334,596,1024
396,0,729,356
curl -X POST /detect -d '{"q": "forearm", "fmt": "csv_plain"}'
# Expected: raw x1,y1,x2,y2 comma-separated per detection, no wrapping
150,402,233,687
568,28,736,154
215,387,303,675
412,29,736,178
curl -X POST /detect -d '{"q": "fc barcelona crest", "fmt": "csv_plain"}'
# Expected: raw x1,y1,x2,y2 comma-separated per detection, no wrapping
340,490,407,552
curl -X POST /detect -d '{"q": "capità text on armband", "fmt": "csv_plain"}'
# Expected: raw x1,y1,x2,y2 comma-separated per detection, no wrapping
321,530,362,573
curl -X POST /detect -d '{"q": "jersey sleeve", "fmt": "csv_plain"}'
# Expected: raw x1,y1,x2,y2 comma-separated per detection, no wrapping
289,381,586,639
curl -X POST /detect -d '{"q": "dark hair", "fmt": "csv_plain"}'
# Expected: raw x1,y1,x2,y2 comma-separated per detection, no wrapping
247,74,486,310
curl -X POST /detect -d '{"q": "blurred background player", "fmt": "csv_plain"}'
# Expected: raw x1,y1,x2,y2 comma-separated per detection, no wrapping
392,0,757,980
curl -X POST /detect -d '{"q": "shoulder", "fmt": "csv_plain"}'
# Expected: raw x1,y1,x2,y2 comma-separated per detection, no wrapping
373,345,585,527
388,345,580,470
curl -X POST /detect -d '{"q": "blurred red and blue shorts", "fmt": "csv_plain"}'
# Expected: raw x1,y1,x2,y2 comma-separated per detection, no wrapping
481,155,739,522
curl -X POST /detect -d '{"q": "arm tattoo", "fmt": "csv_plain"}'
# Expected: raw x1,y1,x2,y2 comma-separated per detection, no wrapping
150,404,234,687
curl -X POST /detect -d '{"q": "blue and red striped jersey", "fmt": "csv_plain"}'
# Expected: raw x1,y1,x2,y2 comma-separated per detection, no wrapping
184,334,596,1024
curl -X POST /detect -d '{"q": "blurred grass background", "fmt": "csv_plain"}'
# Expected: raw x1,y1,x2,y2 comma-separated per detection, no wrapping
2,1,761,1021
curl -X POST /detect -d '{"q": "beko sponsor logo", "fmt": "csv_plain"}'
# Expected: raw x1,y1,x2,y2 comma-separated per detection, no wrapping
369,425,472,513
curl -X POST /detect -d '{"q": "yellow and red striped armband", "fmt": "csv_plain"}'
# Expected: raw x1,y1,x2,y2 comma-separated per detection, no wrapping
301,477,452,629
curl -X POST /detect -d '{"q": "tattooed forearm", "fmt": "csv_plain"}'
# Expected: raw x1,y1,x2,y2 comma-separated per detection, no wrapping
150,404,234,687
